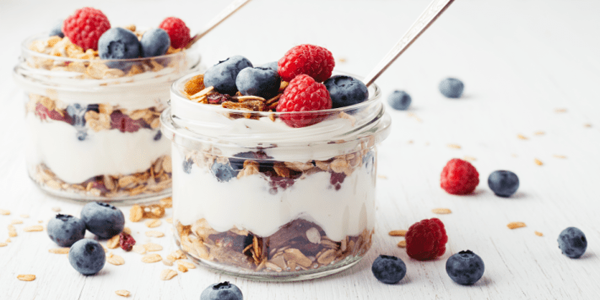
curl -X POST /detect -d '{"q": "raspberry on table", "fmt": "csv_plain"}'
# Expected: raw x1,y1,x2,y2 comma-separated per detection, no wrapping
63,7,111,51
446,250,485,285
405,218,448,261
440,158,479,195
276,74,332,128
278,44,335,82
159,17,190,49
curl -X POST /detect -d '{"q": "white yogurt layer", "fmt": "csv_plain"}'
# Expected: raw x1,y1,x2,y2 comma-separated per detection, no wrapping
171,147,376,242
26,114,170,183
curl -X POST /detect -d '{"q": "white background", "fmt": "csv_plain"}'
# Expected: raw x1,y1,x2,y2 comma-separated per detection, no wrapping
1,0,600,299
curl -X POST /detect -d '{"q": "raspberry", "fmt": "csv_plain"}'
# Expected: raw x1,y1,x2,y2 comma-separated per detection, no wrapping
278,44,335,82
440,158,479,195
276,74,332,128
405,218,448,261
110,111,142,133
119,232,136,252
159,17,190,49
62,7,111,51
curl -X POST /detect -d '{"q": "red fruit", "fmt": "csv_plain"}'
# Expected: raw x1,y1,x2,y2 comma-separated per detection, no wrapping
276,74,332,128
278,44,335,82
159,17,191,49
405,218,448,261
110,111,142,133
35,103,72,124
119,232,136,251
62,7,111,50
440,158,480,195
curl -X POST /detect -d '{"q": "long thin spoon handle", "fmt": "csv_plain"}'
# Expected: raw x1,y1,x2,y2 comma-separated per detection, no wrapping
186,0,253,48
363,0,455,86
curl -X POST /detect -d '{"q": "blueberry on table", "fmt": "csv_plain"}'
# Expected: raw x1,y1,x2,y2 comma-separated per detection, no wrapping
446,250,485,285
371,255,407,284
204,56,253,96
80,202,125,239
260,61,278,72
439,78,464,98
211,161,236,182
68,239,106,275
47,214,86,247
488,170,519,197
387,90,412,110
140,28,170,58
236,67,281,99
324,75,369,108
200,282,243,300
49,19,64,38
98,27,141,60
558,227,587,258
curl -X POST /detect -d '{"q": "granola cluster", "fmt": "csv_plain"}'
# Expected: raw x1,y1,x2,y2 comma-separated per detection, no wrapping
33,155,172,198
176,218,372,273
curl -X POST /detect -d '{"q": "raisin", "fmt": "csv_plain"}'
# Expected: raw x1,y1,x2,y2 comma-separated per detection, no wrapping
119,232,136,251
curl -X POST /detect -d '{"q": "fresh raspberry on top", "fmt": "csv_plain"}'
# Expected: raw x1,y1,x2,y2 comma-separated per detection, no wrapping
278,44,335,82
276,74,332,128
62,7,111,51
159,17,190,49
405,218,448,261
440,158,479,195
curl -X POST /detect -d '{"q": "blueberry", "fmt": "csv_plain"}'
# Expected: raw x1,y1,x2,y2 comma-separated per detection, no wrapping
49,19,64,38
211,161,236,182
200,282,243,300
235,67,281,99
363,151,375,174
66,103,87,127
86,104,100,113
98,27,141,60
47,214,86,247
76,131,88,141
324,75,369,108
140,28,170,58
68,239,105,275
446,250,485,285
183,158,193,174
204,56,253,96
371,255,407,284
439,78,464,98
260,61,278,72
488,170,519,197
153,130,162,141
558,227,587,258
387,90,412,110
80,202,125,239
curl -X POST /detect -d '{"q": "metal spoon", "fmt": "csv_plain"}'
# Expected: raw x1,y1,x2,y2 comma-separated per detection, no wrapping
186,0,253,49
363,0,456,87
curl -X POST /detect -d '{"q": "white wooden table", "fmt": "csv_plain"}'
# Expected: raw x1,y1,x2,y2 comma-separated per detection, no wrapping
1,0,600,299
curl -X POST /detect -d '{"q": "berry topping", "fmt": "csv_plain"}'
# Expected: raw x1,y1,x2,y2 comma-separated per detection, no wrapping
276,74,332,128
200,282,243,300
439,78,464,98
153,130,162,141
405,218,448,261
63,7,111,51
371,255,407,284
80,202,125,239
488,170,519,197
47,214,86,247
98,28,141,60
110,111,142,133
119,232,136,251
35,103,72,124
140,28,170,57
324,75,369,108
440,158,479,195
184,74,205,95
236,67,281,99
68,239,106,275
558,227,587,258
49,19,64,38
278,44,335,82
446,250,485,285
158,17,190,49
211,161,236,182
260,61,278,72
182,158,194,174
204,56,253,96
388,90,412,111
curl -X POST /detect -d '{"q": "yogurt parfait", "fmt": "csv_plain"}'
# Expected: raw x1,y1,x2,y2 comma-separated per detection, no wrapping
162,45,391,281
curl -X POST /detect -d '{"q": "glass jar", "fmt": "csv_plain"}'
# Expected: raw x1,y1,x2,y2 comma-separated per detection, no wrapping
13,33,202,202
162,72,391,281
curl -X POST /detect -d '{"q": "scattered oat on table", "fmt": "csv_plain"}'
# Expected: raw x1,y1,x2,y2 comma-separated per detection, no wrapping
165,218,173,224
0,209,10,215
6,238,11,243
144,243,163,252
159,197,172,208
377,175,388,180
447,144,461,149
145,231,165,238
432,208,452,214
107,235,120,249
129,205,143,222
337,57,347,63
160,269,178,281
177,260,196,270
177,264,188,273
145,219,162,228
534,159,544,166
8,225,17,237
23,225,43,232
17,274,36,281
163,258,174,266
534,131,545,135
10,220,23,225
535,231,544,237
507,222,527,229
0,242,7,247
20,214,29,218
142,253,162,263
51,207,61,212
584,123,592,128
48,248,69,254
463,156,476,162
555,108,567,113
389,230,407,236
107,252,125,266
397,240,407,248
115,290,130,297
517,134,528,140
553,155,567,159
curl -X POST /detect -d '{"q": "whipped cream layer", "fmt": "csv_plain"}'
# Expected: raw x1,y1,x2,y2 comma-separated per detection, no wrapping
172,147,376,242
26,114,169,183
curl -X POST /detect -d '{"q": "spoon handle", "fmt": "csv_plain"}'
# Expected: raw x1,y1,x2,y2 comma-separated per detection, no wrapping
363,0,455,86
186,0,253,48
